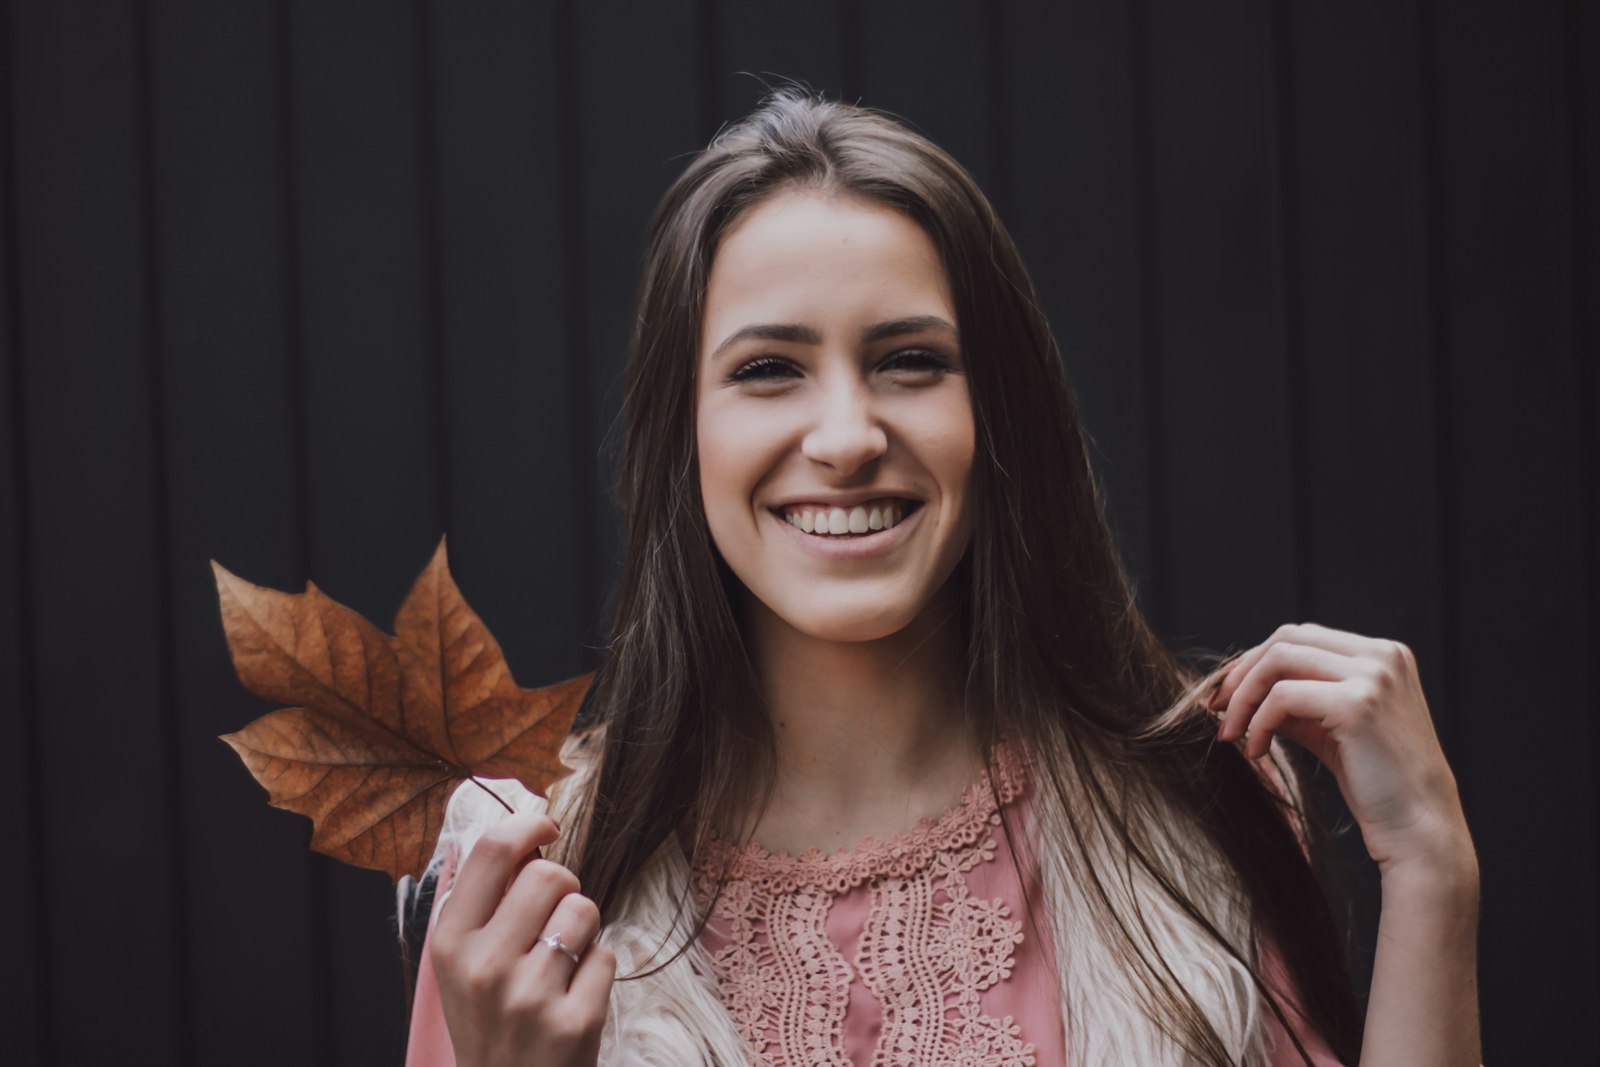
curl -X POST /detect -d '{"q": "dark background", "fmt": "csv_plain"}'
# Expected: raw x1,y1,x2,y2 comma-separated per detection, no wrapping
2,0,1594,1063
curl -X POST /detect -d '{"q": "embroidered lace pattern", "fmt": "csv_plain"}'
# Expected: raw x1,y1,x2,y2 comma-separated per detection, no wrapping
692,750,1037,1067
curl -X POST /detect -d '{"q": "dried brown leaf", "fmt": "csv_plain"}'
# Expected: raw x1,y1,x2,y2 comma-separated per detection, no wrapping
215,538,590,881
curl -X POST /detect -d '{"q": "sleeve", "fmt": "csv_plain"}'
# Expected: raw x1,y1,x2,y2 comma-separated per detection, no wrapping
405,849,460,1067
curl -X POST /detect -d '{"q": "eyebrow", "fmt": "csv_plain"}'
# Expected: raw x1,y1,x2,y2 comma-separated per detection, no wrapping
710,315,958,361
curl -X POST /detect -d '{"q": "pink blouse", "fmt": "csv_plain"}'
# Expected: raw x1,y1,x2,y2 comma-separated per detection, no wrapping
687,750,1341,1067
405,757,1344,1065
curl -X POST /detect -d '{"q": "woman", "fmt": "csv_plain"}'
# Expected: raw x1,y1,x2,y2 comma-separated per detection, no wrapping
403,88,1481,1066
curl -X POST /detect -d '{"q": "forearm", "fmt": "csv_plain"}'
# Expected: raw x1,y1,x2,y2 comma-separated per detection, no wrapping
1359,833,1482,1066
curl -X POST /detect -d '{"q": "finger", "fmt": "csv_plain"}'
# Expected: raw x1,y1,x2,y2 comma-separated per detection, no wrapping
1235,678,1344,760
436,811,561,935
1217,642,1351,743
484,859,583,956
1203,653,1246,708
1210,623,1376,711
524,891,603,986
564,941,617,1011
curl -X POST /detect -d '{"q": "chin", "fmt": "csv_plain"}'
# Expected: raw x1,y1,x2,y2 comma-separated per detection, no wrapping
781,599,926,644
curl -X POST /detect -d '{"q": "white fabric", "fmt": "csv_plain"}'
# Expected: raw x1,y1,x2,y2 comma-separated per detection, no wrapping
410,737,1292,1066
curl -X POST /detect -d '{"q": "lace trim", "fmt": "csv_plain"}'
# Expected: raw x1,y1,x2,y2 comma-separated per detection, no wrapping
855,841,1035,1067
695,746,1028,895
705,879,855,1064
692,748,1037,1067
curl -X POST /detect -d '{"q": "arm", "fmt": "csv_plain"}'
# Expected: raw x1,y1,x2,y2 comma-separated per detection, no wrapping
1212,623,1483,1067
1361,820,1481,1065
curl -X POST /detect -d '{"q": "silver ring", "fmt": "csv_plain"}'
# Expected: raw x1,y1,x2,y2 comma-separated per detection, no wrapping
540,931,582,964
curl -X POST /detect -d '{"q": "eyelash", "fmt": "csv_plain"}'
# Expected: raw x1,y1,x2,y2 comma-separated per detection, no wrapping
730,349,953,383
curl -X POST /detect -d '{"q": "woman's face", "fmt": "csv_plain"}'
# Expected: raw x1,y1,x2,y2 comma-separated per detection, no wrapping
695,189,975,643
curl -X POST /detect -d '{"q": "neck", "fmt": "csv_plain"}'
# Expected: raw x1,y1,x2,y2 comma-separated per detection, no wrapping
739,582,981,853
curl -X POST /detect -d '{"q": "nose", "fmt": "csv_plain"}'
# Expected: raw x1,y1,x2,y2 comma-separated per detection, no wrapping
801,377,888,476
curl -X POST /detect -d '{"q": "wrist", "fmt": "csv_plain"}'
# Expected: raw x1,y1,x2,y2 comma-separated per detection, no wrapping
1376,818,1480,900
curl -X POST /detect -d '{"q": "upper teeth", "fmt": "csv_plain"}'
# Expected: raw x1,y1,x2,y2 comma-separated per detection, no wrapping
780,499,912,536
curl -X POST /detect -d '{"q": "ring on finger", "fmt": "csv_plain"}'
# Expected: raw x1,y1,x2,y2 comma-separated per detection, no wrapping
539,930,582,964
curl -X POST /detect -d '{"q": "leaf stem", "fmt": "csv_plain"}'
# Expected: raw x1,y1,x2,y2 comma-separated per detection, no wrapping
467,777,515,814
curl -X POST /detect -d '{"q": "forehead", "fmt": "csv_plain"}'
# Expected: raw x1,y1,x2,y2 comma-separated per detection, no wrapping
700,191,955,354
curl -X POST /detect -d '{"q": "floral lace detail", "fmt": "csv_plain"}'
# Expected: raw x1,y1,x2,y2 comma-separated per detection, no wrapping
692,749,1037,1067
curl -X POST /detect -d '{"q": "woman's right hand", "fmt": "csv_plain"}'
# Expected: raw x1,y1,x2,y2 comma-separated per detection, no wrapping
427,812,616,1067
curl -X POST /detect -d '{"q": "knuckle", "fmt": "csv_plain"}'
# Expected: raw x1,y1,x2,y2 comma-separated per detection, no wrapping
516,811,559,839
473,836,514,866
566,893,601,927
528,859,581,896
428,925,461,962
1262,642,1295,667
1369,646,1405,687
461,953,505,998
478,812,553,857
1348,677,1382,713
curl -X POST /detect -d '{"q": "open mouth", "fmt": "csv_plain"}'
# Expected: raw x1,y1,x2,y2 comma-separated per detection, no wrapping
771,498,924,539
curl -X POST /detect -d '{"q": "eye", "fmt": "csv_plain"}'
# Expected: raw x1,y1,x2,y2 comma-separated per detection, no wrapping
881,349,954,375
729,355,801,383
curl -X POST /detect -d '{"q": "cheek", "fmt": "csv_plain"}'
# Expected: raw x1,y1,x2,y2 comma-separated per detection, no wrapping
925,401,977,501
696,400,775,524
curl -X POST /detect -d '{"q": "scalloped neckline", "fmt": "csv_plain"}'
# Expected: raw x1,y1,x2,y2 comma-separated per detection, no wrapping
691,745,1028,893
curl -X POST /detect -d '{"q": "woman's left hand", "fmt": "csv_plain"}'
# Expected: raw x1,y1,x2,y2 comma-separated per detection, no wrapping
1208,621,1474,877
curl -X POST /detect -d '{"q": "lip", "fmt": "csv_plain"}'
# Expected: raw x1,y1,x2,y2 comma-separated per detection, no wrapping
766,489,924,510
765,500,925,562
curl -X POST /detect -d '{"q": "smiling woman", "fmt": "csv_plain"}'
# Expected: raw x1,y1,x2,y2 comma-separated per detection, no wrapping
696,191,974,646
400,88,1481,1067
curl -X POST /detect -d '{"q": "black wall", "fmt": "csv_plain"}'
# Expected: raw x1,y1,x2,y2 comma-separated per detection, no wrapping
2,1,1594,1063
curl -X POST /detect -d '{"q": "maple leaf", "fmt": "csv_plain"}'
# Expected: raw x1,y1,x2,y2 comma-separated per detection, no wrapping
214,537,591,882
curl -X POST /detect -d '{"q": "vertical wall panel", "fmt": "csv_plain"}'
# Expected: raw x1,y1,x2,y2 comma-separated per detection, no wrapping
147,2,322,1064
717,1,846,120
429,2,585,689
285,0,444,1061
856,1,993,196
1286,4,1446,742
1140,0,1296,647
1574,10,1600,1011
572,0,708,631
9,1,182,1061
1005,1,1155,591
1573,4,1600,1002
4,4,1593,1060
0,0,46,1056
1282,1,1445,996
1432,3,1596,1059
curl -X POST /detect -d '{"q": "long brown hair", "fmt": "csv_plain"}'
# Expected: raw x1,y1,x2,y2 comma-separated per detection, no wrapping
566,87,1362,1065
